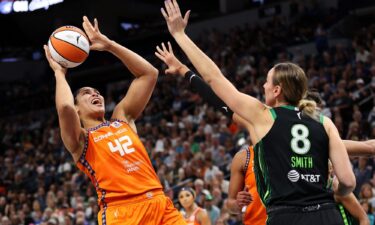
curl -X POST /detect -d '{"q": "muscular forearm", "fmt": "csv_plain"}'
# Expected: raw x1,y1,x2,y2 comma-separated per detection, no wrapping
174,33,221,84
364,140,375,155
55,72,75,110
344,140,375,156
107,41,158,78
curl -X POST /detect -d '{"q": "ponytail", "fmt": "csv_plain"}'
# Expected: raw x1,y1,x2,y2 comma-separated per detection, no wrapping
298,99,318,120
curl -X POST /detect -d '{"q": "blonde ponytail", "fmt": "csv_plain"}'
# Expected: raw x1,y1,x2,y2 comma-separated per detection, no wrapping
298,99,318,120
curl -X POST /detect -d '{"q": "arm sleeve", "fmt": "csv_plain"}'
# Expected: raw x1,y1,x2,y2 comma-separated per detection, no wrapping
184,70,233,118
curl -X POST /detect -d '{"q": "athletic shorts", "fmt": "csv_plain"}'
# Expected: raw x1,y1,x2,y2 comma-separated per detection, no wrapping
267,203,344,225
98,191,186,225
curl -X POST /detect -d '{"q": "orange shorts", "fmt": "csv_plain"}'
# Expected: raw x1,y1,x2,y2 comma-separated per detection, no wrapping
98,191,186,225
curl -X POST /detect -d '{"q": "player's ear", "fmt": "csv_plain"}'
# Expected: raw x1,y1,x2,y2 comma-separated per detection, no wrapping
273,85,282,97
75,105,80,114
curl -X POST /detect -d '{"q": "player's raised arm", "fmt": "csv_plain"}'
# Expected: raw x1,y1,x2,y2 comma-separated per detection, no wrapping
44,45,85,162
82,16,158,127
160,0,266,129
155,42,234,117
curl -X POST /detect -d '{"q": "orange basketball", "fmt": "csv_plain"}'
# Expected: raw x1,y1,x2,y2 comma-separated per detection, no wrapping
48,26,90,68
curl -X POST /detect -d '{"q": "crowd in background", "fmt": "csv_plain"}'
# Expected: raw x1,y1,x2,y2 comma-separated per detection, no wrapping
1,3,375,225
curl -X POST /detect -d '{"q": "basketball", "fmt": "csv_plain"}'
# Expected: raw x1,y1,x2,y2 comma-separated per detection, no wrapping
48,26,90,68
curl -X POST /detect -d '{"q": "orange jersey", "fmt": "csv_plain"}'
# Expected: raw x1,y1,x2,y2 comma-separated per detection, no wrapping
183,207,203,225
77,120,163,207
243,146,267,225
97,192,186,225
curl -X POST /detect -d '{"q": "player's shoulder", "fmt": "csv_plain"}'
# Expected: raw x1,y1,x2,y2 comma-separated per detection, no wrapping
237,145,251,154
233,146,249,162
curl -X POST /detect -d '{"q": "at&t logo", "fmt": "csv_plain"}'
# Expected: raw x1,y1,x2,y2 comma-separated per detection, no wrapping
287,170,321,183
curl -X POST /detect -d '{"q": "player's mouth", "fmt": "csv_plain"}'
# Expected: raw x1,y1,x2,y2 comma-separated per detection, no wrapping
91,98,102,106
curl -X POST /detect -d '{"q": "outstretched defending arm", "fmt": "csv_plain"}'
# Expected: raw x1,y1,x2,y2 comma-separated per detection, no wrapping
155,42,233,118
160,0,266,128
343,140,375,156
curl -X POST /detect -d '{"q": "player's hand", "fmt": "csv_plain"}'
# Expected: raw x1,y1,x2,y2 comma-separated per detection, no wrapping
44,45,67,74
161,0,191,37
236,186,252,208
155,42,187,76
82,16,111,51
359,218,370,225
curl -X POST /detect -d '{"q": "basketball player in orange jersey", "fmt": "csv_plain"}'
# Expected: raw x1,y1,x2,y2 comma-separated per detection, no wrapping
43,16,186,225
178,187,211,225
155,41,375,225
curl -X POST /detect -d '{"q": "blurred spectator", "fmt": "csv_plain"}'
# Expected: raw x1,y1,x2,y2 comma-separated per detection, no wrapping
354,158,373,196
204,193,221,225
360,200,375,225
214,171,229,196
194,179,208,207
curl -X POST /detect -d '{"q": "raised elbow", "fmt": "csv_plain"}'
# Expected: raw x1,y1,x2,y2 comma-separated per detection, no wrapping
146,68,158,84
150,67,159,79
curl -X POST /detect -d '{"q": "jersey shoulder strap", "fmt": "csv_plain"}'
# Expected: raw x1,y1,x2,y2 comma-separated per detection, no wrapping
243,146,251,175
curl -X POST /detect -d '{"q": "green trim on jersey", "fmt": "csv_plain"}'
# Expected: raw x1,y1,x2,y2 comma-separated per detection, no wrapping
269,108,277,120
326,176,333,189
337,204,358,225
254,140,272,205
280,105,298,111
339,204,350,225
319,114,324,124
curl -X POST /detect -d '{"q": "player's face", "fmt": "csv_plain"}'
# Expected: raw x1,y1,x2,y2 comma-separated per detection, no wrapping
178,190,194,209
75,87,105,117
263,68,277,106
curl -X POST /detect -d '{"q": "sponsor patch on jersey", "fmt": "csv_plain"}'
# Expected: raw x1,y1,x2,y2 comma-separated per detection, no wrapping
287,170,300,182
93,132,114,142
111,121,122,128
287,170,320,183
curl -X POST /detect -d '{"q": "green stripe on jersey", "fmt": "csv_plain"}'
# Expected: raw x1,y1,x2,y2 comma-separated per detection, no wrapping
338,204,350,225
270,108,277,120
255,141,272,205
280,105,298,111
319,114,324,124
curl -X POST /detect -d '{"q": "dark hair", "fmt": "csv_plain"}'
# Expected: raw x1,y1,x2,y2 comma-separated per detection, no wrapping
305,90,322,105
73,87,100,105
179,187,196,198
73,87,84,105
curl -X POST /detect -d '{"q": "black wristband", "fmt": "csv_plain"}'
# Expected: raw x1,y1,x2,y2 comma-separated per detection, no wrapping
184,70,196,83
184,70,233,118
